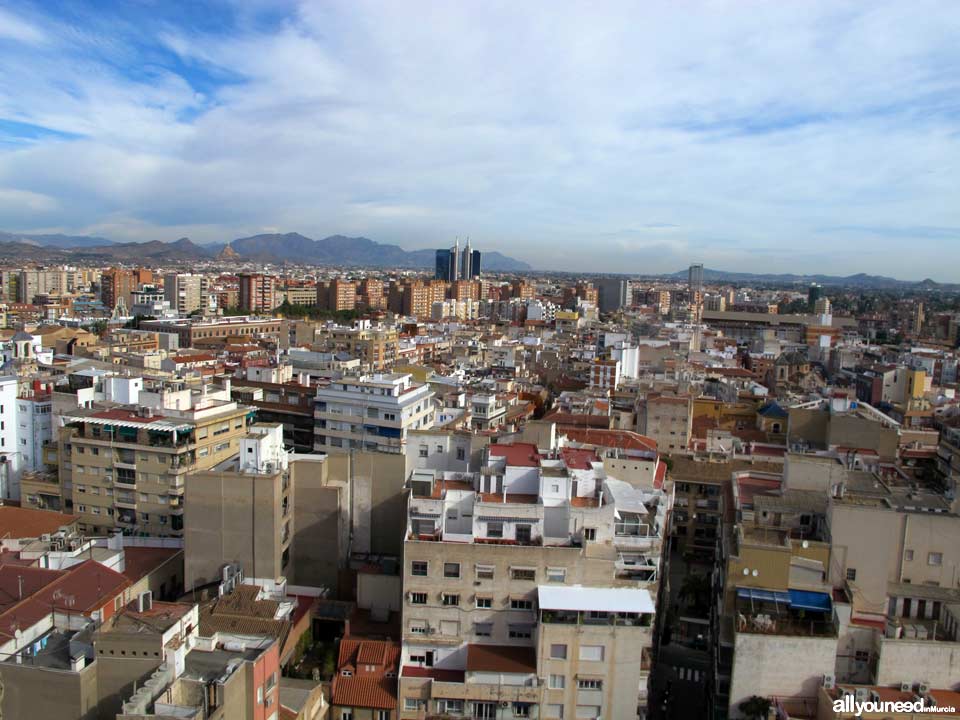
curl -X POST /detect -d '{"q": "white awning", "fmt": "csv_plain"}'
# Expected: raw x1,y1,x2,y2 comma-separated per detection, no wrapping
537,585,655,614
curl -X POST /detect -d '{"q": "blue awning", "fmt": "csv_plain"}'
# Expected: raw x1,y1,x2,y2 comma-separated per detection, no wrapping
788,589,832,612
736,587,790,604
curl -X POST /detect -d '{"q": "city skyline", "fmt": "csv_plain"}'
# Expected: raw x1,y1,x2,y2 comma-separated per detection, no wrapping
0,1,958,279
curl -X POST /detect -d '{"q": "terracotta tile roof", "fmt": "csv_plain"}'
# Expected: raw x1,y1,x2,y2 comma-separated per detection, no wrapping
332,638,400,710
560,427,658,454
0,506,79,539
560,447,600,470
199,585,290,650
465,643,536,674
120,546,181,584
330,676,397,710
489,443,541,468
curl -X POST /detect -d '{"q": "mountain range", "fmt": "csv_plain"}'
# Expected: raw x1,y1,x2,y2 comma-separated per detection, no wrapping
0,231,531,271
665,268,945,288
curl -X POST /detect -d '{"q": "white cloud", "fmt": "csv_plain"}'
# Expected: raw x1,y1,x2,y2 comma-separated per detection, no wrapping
0,1,958,278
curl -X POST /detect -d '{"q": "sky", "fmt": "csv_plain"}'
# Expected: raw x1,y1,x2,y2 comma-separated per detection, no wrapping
0,1,959,279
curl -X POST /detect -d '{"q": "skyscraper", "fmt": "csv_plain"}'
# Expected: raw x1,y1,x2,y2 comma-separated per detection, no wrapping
436,238,482,281
688,263,704,295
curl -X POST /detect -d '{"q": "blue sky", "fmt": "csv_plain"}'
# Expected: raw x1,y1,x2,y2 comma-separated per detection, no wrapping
0,1,959,279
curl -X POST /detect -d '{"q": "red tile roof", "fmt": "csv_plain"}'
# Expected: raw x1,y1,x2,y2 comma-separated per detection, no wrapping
489,443,541,468
332,638,401,710
0,506,79,539
120,546,182,584
560,428,658,454
560,447,600,471
330,677,398,710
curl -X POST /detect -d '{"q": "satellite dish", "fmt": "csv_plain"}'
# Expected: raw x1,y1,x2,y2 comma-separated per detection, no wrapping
752,569,759,577
802,540,809,548
742,568,749,576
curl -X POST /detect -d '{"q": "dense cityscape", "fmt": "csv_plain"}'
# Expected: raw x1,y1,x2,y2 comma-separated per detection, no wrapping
0,245,958,720
1,1,959,719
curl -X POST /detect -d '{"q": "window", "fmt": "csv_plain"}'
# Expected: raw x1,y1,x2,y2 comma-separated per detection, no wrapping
577,679,603,690
456,447,466,461
437,700,464,714
546,704,565,719
575,706,601,719
928,552,943,566
410,592,427,605
476,564,494,580
409,619,427,634
846,568,857,581
550,643,567,660
854,650,869,663
905,549,914,561
340,670,353,677
442,593,460,607
339,711,353,720
476,596,492,609
510,567,536,581
578,645,604,661
510,598,533,610
549,674,566,689
443,562,460,578
411,560,428,576
513,703,531,717
487,521,504,538
474,622,493,637
508,624,533,639
376,711,389,720
404,698,422,711
546,567,567,583
419,445,428,458
583,528,597,541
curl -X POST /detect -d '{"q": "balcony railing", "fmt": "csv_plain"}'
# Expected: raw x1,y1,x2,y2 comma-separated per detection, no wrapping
540,610,652,627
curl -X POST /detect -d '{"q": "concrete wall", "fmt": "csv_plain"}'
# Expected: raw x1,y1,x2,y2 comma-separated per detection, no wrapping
827,502,902,612
290,457,344,592
874,639,960,688
728,632,839,718
0,661,98,720
184,469,283,590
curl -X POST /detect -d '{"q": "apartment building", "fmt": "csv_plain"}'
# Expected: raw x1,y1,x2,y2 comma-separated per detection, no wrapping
319,324,400,372
326,278,358,311
118,634,281,720
101,267,138,312
314,373,435,454
58,379,253,536
637,393,693,453
712,469,837,719
238,272,277,313
399,442,670,720
163,272,210,315
184,423,292,590
140,316,283,347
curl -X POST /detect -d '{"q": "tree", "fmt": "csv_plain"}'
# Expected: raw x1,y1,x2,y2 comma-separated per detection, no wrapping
739,695,772,720
677,572,711,615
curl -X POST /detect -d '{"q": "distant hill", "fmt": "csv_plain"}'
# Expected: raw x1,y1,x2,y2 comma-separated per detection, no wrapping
225,233,531,270
666,268,944,288
0,229,530,271
0,231,114,248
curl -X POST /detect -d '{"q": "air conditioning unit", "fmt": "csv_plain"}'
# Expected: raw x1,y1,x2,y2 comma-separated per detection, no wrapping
900,682,912,693
919,682,931,694
854,688,869,703
822,674,836,689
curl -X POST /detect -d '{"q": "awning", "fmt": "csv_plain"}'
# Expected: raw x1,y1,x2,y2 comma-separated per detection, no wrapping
736,587,791,604
788,589,832,612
